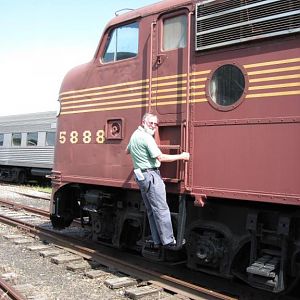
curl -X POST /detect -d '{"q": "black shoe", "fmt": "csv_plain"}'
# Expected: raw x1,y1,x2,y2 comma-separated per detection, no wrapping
164,241,177,249
164,239,186,250
152,243,161,250
144,237,161,250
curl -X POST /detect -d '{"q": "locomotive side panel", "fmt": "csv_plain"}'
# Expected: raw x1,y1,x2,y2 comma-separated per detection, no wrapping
191,26,300,205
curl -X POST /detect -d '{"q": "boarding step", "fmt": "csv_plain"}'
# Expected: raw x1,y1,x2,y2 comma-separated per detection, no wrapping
247,255,279,278
141,245,164,262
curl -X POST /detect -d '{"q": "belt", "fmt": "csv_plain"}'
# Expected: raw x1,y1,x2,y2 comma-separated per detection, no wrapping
141,167,159,172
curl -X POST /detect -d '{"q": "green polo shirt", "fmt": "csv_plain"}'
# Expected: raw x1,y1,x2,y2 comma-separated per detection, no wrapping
127,126,162,170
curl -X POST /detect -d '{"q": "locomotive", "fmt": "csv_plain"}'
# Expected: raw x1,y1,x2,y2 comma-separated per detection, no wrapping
50,0,300,293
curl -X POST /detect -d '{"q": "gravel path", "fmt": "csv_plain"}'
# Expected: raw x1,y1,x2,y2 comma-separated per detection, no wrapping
0,183,50,211
0,184,128,300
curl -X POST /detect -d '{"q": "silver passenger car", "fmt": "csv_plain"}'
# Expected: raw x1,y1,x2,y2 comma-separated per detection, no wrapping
0,111,56,183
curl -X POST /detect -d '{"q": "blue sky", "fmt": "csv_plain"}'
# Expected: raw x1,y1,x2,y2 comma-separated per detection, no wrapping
0,0,158,116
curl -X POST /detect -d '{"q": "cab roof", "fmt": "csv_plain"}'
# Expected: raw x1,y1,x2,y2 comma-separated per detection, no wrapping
105,0,192,29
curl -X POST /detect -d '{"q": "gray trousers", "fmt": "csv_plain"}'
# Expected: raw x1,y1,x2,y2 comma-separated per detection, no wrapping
136,169,174,245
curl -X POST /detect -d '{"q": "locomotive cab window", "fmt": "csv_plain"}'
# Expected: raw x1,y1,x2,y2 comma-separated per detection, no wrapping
27,132,38,146
0,133,3,146
12,133,21,146
163,15,187,51
209,64,245,110
102,21,139,63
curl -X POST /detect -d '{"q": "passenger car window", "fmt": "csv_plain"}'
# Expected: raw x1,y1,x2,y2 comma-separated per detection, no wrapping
163,15,187,51
0,133,3,146
12,133,22,146
46,132,55,146
27,132,38,146
102,22,139,63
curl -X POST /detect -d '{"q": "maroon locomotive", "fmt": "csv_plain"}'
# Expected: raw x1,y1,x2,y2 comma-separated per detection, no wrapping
50,0,300,293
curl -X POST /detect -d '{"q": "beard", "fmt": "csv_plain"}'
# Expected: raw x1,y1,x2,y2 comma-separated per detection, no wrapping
144,124,155,136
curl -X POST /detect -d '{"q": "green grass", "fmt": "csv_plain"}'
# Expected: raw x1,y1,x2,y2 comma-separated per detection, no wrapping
23,181,52,194
34,186,52,194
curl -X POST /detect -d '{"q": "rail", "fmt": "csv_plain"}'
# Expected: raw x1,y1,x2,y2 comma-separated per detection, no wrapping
0,210,237,300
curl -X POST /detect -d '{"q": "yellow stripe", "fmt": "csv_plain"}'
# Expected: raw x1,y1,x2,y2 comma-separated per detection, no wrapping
249,82,300,90
154,98,207,107
191,70,210,76
61,78,190,101
62,93,188,110
191,91,206,97
62,89,207,110
249,74,300,83
191,84,205,89
244,58,300,69
248,66,300,75
61,93,209,115
192,98,207,103
61,84,206,106
152,87,186,93
61,102,149,115
59,70,210,98
61,84,149,100
59,58,300,115
61,88,300,115
190,77,207,83
62,97,148,110
60,79,149,96
246,90,300,98
61,91,148,105
156,94,185,100
152,73,187,81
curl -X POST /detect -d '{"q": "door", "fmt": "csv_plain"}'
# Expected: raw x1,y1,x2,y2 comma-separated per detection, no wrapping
151,10,190,185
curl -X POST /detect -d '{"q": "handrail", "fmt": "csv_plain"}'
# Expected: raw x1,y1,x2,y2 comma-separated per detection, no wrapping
148,21,156,112
184,11,193,190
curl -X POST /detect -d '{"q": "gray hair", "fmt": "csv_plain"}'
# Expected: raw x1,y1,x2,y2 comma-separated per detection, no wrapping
142,113,158,123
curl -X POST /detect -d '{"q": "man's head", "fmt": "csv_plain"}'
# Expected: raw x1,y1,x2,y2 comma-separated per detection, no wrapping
142,113,159,136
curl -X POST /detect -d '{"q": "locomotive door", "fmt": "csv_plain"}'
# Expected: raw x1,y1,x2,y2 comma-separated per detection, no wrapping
151,9,190,185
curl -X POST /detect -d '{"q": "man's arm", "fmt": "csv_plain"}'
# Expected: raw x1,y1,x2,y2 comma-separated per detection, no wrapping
157,152,190,163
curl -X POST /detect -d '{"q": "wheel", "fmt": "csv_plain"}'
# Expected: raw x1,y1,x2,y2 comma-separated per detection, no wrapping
50,215,73,229
17,171,27,184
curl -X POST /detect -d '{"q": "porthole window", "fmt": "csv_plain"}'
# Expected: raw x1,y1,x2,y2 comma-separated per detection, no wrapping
209,64,245,110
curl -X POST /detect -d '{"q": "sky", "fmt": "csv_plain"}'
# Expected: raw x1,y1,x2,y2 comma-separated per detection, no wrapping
0,0,159,116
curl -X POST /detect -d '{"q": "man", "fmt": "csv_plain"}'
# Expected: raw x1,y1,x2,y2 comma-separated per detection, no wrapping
126,113,190,249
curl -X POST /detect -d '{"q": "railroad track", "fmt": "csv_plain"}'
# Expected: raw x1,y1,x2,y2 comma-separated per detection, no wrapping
12,191,50,201
0,198,49,218
0,193,297,300
0,199,237,300
0,277,26,300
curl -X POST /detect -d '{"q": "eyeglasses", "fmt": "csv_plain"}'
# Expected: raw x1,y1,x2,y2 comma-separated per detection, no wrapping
149,121,159,127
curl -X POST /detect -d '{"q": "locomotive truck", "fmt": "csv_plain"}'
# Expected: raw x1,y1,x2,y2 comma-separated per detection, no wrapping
50,0,300,293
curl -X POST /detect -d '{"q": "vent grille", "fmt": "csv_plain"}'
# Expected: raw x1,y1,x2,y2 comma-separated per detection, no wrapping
195,0,300,51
